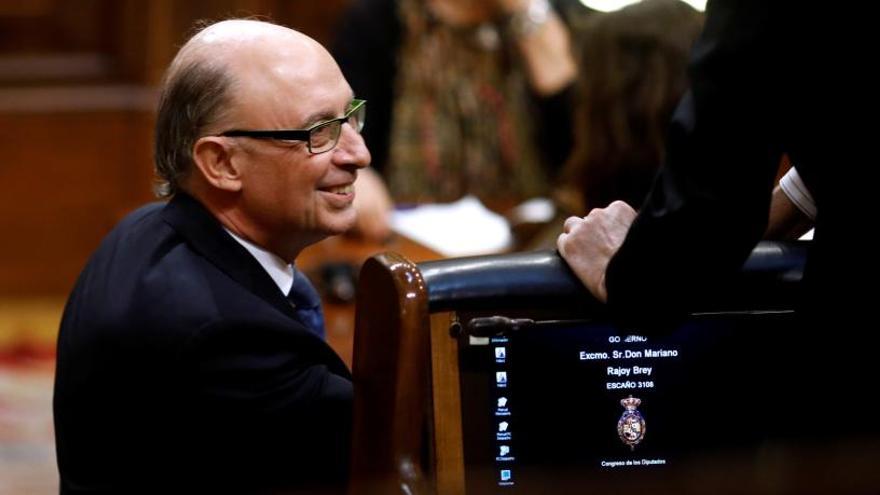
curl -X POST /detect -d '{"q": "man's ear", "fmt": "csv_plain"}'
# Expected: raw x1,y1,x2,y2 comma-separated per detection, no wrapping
192,137,243,192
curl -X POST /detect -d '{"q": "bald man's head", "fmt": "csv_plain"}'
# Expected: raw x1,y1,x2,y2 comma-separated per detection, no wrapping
154,19,335,198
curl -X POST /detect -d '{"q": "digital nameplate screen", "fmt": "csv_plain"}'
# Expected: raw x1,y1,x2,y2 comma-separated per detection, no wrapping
458,311,811,494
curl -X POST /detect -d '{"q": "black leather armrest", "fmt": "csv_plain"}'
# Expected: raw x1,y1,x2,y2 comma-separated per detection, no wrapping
418,241,808,314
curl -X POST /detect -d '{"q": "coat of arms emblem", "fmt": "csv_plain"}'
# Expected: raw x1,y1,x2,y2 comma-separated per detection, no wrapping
617,396,646,450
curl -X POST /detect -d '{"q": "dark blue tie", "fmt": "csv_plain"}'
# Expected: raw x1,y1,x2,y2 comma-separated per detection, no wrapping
288,268,326,339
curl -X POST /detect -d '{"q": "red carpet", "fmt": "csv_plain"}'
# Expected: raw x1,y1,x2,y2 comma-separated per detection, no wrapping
0,298,61,494
0,358,57,494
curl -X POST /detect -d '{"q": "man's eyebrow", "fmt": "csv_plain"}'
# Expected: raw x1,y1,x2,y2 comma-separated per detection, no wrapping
300,110,337,128
300,96,356,128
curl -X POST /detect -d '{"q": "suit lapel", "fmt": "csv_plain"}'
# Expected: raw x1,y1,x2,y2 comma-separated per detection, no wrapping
160,193,352,379
160,193,300,322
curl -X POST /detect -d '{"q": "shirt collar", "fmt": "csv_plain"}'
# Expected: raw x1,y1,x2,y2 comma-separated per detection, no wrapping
223,228,295,296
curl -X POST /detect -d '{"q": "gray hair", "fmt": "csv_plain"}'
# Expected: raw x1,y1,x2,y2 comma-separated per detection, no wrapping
153,55,233,198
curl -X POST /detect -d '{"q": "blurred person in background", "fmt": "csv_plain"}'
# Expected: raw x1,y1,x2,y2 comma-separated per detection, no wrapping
334,0,579,240
557,0,703,214
525,0,702,249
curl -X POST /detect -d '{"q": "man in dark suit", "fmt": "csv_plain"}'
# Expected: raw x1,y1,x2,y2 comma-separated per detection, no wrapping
557,0,865,326
558,0,875,473
53,19,370,493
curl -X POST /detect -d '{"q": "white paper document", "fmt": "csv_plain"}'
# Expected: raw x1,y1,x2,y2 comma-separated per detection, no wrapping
390,195,513,257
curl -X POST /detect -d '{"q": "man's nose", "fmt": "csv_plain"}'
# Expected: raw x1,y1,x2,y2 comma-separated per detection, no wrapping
333,123,371,169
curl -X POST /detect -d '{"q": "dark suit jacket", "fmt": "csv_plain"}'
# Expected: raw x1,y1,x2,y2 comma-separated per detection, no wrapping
603,0,873,441
606,0,867,320
54,193,353,494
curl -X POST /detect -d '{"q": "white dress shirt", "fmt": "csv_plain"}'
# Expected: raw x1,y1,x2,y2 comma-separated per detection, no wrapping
224,228,295,296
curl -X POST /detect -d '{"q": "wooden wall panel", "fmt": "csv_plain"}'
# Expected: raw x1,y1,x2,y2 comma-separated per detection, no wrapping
0,1,354,298
0,0,118,55
0,110,155,296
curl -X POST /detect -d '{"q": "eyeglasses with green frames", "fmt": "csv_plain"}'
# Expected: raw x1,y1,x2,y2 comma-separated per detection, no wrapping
219,99,366,154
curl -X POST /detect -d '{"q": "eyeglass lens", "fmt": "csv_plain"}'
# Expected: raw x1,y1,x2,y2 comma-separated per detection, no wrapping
308,101,366,153
310,124,340,153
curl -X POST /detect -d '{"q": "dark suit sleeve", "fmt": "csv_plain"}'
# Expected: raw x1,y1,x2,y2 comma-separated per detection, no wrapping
605,0,792,318
532,83,575,174
181,320,353,489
